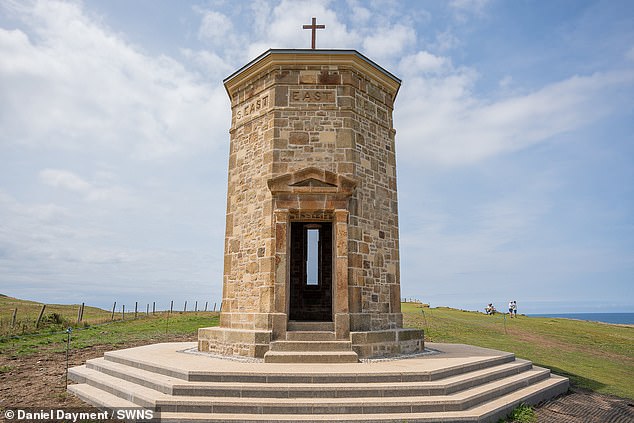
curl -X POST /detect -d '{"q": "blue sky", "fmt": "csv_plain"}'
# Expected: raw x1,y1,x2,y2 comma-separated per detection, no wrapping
0,0,632,314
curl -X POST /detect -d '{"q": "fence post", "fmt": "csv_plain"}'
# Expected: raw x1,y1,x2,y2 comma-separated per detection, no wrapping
135,302,138,319
213,302,217,312
122,305,125,320
65,327,72,387
195,301,198,312
152,302,156,315
111,302,116,321
11,308,17,328
166,301,173,334
183,301,187,313
146,303,149,316
204,301,208,312
36,304,46,328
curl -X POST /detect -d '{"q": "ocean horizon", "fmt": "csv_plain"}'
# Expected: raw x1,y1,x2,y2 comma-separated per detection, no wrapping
528,312,634,325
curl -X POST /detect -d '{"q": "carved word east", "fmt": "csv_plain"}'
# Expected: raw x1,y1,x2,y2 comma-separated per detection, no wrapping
236,95,269,120
290,90,335,103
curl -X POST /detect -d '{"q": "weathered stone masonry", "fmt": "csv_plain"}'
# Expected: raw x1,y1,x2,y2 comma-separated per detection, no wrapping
198,50,423,358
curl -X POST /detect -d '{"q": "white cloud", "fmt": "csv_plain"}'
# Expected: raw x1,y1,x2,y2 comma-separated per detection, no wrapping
449,0,490,21
249,0,274,36
362,23,416,59
347,0,371,23
0,185,221,306
0,0,227,160
396,69,634,166
498,75,513,88
262,0,355,52
197,10,234,43
433,29,460,52
180,48,234,79
39,168,131,203
40,169,92,193
400,51,449,74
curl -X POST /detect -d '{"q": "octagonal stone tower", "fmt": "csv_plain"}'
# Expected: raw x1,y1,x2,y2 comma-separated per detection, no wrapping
198,49,423,360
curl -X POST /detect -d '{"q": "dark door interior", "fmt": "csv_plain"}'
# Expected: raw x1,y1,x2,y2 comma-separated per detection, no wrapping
289,222,333,321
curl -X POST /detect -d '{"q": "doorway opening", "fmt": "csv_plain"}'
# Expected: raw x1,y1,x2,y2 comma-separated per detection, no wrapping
288,221,333,321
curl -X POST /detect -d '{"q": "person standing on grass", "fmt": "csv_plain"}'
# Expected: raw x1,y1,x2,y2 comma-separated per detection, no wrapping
513,301,518,318
508,300,514,318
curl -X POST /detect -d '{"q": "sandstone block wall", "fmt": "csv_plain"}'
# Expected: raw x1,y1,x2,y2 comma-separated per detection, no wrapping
215,50,410,342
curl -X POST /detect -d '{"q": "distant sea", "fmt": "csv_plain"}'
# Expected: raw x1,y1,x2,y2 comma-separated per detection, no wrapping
528,313,634,325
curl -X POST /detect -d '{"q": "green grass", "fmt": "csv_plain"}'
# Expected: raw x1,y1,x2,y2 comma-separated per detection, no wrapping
402,303,634,400
0,312,219,357
504,403,536,423
0,295,114,335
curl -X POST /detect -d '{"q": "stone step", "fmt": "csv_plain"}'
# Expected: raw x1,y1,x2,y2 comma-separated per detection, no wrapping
285,331,336,341
287,321,334,332
104,349,191,381
78,358,532,398
467,374,570,421
101,344,516,383
153,376,569,422
84,358,179,394
68,343,569,422
264,350,359,363
67,382,139,409
69,364,552,414
269,340,353,352
69,366,161,409
81,356,532,398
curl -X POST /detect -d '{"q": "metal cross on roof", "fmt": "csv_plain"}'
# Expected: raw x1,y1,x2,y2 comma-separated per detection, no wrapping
302,17,325,49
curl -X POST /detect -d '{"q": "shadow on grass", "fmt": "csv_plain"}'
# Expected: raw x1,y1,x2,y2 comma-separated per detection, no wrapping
534,362,607,393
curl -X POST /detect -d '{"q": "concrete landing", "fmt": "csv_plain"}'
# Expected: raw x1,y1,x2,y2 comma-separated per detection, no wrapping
68,342,569,422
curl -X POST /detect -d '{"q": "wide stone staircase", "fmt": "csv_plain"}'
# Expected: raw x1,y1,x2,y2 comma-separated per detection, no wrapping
68,342,568,422
264,321,359,363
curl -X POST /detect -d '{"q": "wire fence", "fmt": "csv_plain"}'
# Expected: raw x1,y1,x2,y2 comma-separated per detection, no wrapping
0,299,221,337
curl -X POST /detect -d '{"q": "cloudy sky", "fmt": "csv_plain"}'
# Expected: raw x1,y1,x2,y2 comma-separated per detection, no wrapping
1,0,632,314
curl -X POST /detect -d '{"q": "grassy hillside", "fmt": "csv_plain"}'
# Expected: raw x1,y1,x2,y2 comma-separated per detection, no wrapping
0,311,219,357
402,303,633,400
0,295,113,332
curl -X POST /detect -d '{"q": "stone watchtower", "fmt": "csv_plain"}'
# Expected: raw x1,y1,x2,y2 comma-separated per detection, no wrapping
199,49,423,361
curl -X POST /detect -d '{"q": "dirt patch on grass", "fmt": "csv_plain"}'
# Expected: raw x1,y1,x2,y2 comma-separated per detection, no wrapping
0,333,195,419
509,327,630,363
508,327,575,352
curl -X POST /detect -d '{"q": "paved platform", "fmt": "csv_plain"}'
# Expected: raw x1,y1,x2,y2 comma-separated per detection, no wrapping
68,342,569,422
95,342,515,375
535,388,634,422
